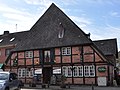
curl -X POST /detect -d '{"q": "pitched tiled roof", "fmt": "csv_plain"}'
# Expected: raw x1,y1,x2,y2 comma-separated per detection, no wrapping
94,38,118,58
13,3,92,51
0,3,118,59
0,31,29,47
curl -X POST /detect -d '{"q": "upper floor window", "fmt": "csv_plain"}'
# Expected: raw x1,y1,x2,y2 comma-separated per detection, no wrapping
5,49,11,56
62,47,71,55
44,50,50,62
25,51,33,58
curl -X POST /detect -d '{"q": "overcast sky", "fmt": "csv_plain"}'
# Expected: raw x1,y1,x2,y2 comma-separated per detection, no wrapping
0,0,120,50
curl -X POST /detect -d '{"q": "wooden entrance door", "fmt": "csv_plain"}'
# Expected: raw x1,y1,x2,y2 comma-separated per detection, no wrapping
43,67,52,84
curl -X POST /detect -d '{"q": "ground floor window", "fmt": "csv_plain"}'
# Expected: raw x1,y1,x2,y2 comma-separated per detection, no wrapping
84,65,95,77
62,65,95,77
18,68,34,78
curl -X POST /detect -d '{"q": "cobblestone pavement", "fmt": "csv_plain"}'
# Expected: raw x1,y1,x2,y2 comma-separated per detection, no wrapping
21,84,120,90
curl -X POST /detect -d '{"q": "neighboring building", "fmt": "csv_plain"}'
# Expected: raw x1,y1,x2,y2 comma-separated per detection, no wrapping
116,51,120,74
0,3,118,86
116,51,120,85
0,31,29,69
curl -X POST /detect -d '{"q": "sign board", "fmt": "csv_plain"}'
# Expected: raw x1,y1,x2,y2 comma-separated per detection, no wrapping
97,77,107,86
98,67,106,72
35,69,42,74
53,69,61,74
35,68,61,74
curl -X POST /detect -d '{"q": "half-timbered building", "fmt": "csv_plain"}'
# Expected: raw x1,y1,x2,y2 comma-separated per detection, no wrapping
0,3,118,86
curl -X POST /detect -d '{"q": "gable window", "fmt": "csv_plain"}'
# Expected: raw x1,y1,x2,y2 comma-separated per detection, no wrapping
58,22,64,38
25,51,33,58
62,47,71,55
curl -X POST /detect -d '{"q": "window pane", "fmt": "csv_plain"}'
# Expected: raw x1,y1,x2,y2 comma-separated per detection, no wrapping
67,47,71,55
22,69,25,77
44,50,50,62
84,66,89,77
73,66,78,77
89,66,95,77
62,48,66,55
78,66,83,77
18,69,22,77
62,66,67,76
68,67,72,77
62,47,71,55
25,51,33,58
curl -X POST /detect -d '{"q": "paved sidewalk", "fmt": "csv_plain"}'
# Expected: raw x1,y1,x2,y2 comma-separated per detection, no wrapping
21,84,120,90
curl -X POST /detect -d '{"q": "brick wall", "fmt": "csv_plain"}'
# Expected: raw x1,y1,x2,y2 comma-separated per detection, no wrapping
5,45,114,85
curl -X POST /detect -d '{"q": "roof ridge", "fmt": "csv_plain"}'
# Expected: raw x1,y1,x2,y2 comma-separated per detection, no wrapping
93,38,117,42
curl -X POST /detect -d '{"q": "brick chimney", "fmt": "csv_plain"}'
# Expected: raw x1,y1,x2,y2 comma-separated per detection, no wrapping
86,33,90,39
4,31,9,35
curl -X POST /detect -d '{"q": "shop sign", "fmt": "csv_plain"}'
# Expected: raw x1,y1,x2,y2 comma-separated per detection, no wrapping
98,67,106,72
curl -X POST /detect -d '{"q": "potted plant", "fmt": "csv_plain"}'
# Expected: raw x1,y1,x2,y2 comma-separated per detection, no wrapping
60,75,66,88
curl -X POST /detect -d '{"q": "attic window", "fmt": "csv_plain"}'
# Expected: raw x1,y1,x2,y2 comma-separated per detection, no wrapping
10,37,15,42
0,39,3,42
58,22,64,38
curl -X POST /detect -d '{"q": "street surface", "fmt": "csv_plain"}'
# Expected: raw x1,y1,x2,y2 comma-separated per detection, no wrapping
20,85,120,90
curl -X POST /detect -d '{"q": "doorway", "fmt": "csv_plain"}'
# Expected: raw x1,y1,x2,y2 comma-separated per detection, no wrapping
43,67,52,84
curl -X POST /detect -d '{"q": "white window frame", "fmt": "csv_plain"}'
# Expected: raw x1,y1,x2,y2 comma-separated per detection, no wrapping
25,51,33,58
62,66,67,76
73,66,78,77
89,65,95,77
62,47,71,55
62,65,95,77
67,66,72,77
18,68,33,78
78,66,83,77
84,65,95,77
84,66,89,77
62,66,72,77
